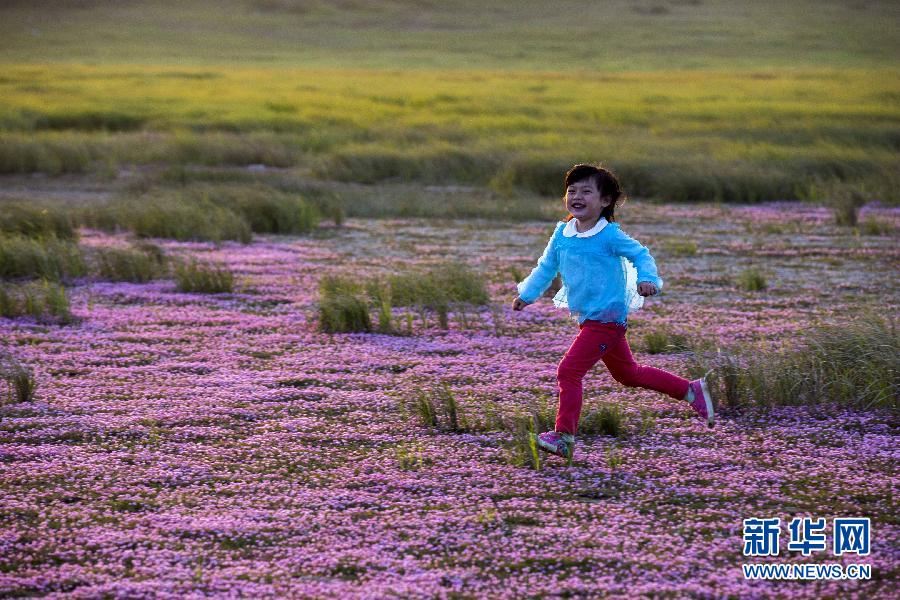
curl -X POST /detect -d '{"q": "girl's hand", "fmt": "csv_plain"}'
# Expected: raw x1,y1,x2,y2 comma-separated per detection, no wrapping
637,282,658,297
512,296,529,311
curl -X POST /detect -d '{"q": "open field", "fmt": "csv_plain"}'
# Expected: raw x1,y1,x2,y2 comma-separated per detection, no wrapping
2,0,898,70
2,0,899,597
1,0,899,202
1,64,898,204
1,202,898,597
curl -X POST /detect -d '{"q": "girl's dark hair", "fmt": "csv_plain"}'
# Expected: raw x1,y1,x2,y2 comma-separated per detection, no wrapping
563,163,626,223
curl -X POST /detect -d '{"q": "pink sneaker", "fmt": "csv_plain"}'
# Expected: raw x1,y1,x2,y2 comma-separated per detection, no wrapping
535,431,574,459
688,378,715,428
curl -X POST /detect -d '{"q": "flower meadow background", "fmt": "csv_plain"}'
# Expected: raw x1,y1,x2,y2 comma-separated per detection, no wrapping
1,199,898,598
2,0,899,598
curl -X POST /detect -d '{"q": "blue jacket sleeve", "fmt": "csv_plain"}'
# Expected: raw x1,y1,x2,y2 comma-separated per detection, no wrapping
517,225,562,304
608,225,664,291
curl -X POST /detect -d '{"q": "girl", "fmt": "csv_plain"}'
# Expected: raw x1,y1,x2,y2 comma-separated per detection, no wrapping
513,163,713,460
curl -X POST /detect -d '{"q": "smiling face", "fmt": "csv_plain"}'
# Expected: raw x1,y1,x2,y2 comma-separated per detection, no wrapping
565,176,611,229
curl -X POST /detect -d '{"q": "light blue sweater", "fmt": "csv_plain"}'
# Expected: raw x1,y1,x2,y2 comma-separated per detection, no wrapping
517,220,663,324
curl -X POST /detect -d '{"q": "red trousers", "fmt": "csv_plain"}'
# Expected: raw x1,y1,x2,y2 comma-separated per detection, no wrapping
555,320,690,434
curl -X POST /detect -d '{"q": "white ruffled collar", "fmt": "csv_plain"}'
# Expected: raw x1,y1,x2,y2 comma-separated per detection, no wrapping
562,217,608,238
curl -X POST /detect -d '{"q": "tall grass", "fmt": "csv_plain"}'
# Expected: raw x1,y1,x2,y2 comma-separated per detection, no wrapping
0,132,93,175
0,64,896,204
170,184,320,235
318,263,489,334
736,267,768,292
0,202,78,241
698,316,898,410
371,263,489,309
411,384,472,433
90,244,168,283
318,276,372,333
579,404,626,437
0,235,86,281
643,327,690,355
174,260,234,294
81,198,253,244
0,356,37,404
79,184,320,242
0,280,74,324
506,413,542,470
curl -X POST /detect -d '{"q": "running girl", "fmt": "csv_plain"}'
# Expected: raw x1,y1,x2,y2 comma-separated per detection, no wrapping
513,163,714,460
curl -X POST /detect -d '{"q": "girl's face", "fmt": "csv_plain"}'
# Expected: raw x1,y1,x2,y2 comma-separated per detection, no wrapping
565,177,611,224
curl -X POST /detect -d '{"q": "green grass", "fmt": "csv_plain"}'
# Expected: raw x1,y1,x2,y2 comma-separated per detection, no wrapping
0,65,896,203
0,235,86,281
0,279,74,323
1,1,897,70
699,316,898,410
0,201,77,240
89,244,169,283
81,196,253,244
506,414,543,470
174,260,234,293
370,263,490,309
318,264,489,334
642,327,691,354
579,404,626,437
77,184,320,242
860,217,894,236
736,267,768,292
0,356,36,404
660,239,697,257
317,276,372,333
0,1,897,202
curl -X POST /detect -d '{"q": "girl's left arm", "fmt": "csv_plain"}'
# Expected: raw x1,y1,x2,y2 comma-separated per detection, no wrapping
608,228,664,291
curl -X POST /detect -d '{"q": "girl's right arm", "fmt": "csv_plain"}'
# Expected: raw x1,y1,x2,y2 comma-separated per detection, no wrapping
516,227,561,304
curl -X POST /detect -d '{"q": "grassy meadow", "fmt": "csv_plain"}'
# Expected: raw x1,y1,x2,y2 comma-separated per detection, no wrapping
2,65,899,205
1,0,899,597
1,0,899,205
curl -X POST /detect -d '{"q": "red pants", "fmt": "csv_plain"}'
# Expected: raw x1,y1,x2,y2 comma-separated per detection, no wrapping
555,320,690,434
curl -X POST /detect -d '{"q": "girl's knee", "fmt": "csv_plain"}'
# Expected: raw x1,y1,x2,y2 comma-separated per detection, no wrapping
556,361,582,382
609,367,639,387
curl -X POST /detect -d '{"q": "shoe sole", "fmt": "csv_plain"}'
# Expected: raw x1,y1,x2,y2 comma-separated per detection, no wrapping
699,378,714,428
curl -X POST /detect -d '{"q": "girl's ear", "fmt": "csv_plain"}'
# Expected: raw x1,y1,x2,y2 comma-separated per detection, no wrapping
600,195,613,207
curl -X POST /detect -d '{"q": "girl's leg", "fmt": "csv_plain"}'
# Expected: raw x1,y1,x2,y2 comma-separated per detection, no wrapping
601,331,690,399
555,322,623,434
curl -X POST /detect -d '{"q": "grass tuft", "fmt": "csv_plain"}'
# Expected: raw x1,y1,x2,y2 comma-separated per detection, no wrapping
643,327,690,354
174,259,234,293
1,357,37,404
0,203,78,241
505,413,542,470
736,267,767,292
860,217,894,236
580,404,626,437
438,382,466,433
90,244,168,282
409,383,470,432
318,276,372,333
197,184,320,235
831,190,868,227
0,235,86,281
0,280,74,323
373,262,490,309
696,315,898,410
395,442,431,471
414,389,438,428
661,239,698,256
606,445,623,471
82,197,252,244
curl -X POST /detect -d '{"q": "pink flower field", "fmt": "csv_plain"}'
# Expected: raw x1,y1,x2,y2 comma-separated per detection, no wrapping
1,201,897,598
